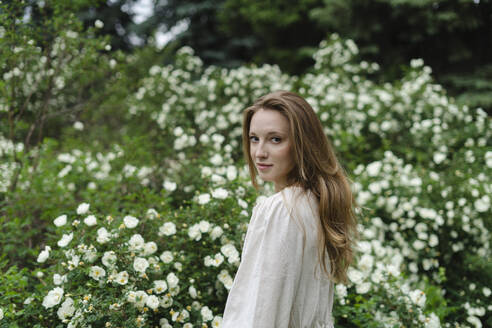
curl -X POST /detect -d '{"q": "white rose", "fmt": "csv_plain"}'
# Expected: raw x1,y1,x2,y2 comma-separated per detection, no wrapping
0,308,3,320
189,286,197,298
212,316,223,327
144,242,158,255
133,257,149,273
84,215,97,226
154,280,168,294
159,222,176,236
201,306,213,322
42,287,64,309
356,282,371,294
210,226,223,240
76,203,90,215
128,234,145,250
146,208,159,220
197,193,211,205
163,180,177,191
53,273,67,285
96,227,111,244
57,297,75,320
409,289,426,308
89,266,106,281
123,215,139,228
134,290,148,308
115,271,129,285
211,187,228,199
166,272,179,288
102,251,117,268
146,295,159,310
199,220,211,233
57,233,73,248
54,214,67,227
37,249,50,263
160,251,174,264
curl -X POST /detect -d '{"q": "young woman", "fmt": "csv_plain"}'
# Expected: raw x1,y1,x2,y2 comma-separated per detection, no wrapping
221,91,358,328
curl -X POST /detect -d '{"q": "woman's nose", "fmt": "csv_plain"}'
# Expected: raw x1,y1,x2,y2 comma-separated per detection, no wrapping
255,143,267,158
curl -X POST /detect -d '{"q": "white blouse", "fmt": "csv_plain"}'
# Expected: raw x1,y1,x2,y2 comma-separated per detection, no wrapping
222,186,335,328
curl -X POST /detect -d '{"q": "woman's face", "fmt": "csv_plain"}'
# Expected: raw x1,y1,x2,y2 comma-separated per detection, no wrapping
249,109,295,192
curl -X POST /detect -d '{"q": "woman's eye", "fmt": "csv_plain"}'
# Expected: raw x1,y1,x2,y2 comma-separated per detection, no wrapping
249,136,259,142
272,137,281,143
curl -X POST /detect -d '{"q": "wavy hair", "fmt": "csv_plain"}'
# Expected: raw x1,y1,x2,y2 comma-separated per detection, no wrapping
242,90,358,283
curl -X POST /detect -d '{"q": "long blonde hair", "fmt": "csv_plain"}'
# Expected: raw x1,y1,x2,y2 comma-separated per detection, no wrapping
242,90,358,284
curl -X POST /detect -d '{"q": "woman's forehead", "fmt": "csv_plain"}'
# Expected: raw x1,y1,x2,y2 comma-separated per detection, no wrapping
250,109,289,134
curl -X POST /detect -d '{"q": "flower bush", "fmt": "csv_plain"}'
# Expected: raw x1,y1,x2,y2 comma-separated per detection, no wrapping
1,8,491,328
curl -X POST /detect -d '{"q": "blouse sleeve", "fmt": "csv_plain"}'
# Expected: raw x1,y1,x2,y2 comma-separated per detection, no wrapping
222,194,305,328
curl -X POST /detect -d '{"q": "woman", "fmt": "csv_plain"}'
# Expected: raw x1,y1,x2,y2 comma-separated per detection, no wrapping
221,91,358,328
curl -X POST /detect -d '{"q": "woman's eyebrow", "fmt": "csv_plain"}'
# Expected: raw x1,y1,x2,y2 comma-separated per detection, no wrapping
249,131,286,136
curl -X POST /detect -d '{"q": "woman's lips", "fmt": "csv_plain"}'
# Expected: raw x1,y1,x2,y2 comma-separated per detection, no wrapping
257,163,273,171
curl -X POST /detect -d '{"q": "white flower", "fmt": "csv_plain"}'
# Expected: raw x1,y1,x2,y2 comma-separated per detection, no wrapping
57,233,73,247
189,285,197,298
84,215,97,226
409,289,426,308
0,308,3,320
166,272,179,288
146,295,159,310
134,290,148,308
201,306,213,322
163,180,177,191
37,248,50,263
188,224,202,241
76,203,90,215
425,313,440,328
433,153,446,164
42,287,64,309
144,241,158,255
482,287,491,297
199,220,211,233
102,251,117,267
358,254,374,273
73,121,84,130
412,239,425,250
123,215,139,228
212,187,228,199
53,273,67,285
159,222,176,236
94,19,104,28
210,226,223,240
160,251,174,263
146,208,159,220
356,282,371,294
133,257,149,273
115,271,129,285
89,266,106,281
212,316,223,327
210,154,223,166
366,161,382,177
154,280,168,294
347,267,364,284
474,196,490,213
54,214,67,227
197,193,211,205
128,234,145,250
97,227,111,244
57,297,75,320
220,244,239,263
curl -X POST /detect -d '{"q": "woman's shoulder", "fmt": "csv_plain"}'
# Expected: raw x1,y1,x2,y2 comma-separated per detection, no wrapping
260,185,316,211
